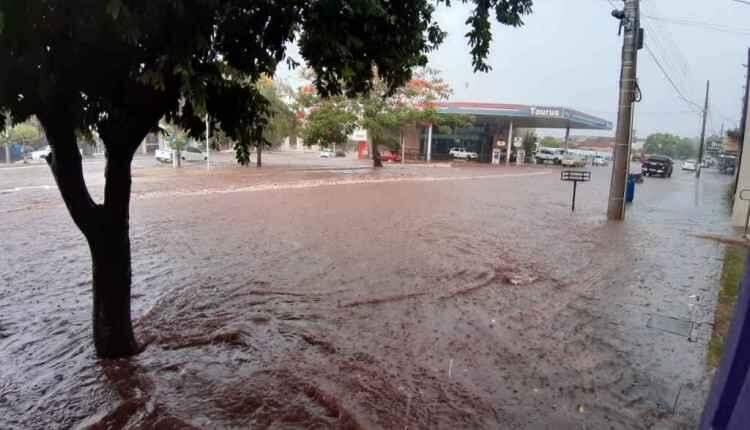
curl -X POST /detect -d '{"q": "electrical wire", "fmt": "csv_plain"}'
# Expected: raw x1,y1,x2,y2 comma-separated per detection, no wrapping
641,2,692,78
642,14,750,36
642,19,691,93
712,105,740,128
644,43,704,113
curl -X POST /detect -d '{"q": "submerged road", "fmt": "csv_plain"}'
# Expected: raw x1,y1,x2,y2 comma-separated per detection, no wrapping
0,153,735,428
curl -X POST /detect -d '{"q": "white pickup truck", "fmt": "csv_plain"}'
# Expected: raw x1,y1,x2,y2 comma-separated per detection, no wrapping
535,148,565,165
156,147,206,163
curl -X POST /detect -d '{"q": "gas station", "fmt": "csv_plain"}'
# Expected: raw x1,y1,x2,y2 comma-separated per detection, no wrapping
400,101,613,163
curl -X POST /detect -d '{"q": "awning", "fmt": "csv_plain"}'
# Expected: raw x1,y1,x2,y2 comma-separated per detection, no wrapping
435,102,612,130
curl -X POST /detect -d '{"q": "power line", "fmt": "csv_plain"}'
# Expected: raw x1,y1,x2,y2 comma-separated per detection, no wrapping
644,43,704,113
640,2,692,81
643,14,750,35
712,105,740,127
642,19,691,92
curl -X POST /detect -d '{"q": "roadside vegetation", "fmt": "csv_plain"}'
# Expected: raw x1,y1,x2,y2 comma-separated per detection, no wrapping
707,245,747,368
642,133,697,159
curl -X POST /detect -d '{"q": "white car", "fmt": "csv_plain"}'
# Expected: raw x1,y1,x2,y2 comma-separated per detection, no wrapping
561,154,586,167
31,146,52,160
319,150,335,158
155,147,206,163
592,156,608,166
31,145,83,160
681,159,697,171
449,147,479,160
535,148,565,165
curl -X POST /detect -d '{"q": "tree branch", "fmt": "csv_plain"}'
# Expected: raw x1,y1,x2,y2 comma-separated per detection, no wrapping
38,111,99,236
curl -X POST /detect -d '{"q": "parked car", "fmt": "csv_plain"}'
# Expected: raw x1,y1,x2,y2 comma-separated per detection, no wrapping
561,154,586,167
592,155,608,166
380,150,401,162
535,148,565,165
31,145,83,161
681,159,697,171
718,154,737,175
155,147,206,163
335,149,346,157
641,155,673,178
31,146,52,160
319,149,335,158
449,147,479,160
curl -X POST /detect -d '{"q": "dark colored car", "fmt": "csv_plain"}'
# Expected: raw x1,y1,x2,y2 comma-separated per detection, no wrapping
718,154,737,175
641,155,673,178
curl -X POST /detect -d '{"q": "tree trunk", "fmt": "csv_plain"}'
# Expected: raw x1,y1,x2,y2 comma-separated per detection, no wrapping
4,142,10,164
40,112,140,359
88,222,138,357
372,142,383,168
257,143,262,168
88,153,139,358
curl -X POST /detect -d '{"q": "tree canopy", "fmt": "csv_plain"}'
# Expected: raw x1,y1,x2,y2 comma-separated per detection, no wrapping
301,97,358,148
2,121,40,145
539,136,561,148
1,1,533,159
643,133,697,160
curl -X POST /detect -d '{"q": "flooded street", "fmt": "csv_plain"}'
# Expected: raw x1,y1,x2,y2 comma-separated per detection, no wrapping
0,154,734,429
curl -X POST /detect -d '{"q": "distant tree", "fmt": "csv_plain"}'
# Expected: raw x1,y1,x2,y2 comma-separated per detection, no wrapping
0,0,534,358
522,131,537,160
2,119,41,163
540,136,561,148
301,98,358,151
643,133,697,159
297,68,459,166
360,68,467,166
255,77,296,167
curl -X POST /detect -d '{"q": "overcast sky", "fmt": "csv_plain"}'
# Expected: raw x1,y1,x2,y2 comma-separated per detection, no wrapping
280,0,750,139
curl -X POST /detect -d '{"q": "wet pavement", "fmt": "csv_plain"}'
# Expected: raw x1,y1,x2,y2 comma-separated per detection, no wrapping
0,153,735,429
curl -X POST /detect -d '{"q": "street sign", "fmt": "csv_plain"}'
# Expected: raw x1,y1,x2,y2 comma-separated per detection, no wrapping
561,170,591,182
560,170,591,212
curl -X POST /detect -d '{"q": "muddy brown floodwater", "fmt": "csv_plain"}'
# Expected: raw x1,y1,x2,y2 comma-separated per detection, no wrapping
0,155,735,429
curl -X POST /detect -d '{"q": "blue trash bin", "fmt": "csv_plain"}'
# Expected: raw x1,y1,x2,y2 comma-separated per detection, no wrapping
626,174,637,203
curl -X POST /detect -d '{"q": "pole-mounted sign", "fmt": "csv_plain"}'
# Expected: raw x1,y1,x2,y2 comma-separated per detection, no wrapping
561,170,591,212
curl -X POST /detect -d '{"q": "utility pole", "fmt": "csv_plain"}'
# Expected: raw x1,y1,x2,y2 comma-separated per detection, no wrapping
205,114,210,170
607,0,641,221
736,48,750,191
3,112,10,165
697,80,709,178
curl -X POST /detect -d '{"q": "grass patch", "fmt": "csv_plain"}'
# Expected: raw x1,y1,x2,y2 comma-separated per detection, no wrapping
707,246,747,368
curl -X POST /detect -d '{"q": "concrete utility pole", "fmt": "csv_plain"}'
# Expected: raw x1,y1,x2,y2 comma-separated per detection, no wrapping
607,0,640,221
736,48,750,191
3,112,10,165
697,80,710,178
506,121,514,165
205,114,210,170
426,123,433,162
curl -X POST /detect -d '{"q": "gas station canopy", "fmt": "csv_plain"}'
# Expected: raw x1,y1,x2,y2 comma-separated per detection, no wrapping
435,102,613,131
